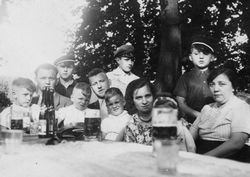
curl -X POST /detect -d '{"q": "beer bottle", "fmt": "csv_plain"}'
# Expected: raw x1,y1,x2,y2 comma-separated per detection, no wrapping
47,88,55,137
38,87,48,138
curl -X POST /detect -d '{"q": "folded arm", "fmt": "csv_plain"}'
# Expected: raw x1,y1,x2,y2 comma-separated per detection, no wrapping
205,132,249,158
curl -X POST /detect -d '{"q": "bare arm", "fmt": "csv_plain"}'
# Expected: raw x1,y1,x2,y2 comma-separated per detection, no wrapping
176,96,200,120
205,132,248,158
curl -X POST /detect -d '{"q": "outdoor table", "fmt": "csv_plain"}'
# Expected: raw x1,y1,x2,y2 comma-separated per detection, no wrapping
1,140,250,177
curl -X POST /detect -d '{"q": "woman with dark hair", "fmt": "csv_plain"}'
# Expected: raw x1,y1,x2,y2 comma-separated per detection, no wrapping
124,78,155,145
124,79,196,151
190,67,250,162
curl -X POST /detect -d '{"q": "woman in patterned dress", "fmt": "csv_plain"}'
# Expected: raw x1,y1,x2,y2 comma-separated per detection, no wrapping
124,78,156,145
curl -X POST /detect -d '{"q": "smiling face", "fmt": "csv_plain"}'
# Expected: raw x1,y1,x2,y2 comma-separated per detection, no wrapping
13,87,34,108
71,88,90,111
189,48,214,70
89,72,110,99
209,73,234,106
106,95,125,116
116,56,134,73
133,85,154,115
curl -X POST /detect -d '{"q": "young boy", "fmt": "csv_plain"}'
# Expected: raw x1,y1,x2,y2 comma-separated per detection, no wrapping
54,55,76,98
101,87,130,141
107,43,139,95
56,82,93,128
0,77,40,133
173,35,215,123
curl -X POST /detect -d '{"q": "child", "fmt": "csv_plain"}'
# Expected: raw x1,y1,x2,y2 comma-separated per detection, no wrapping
56,82,92,128
101,87,130,141
107,43,139,95
173,34,215,123
0,77,40,134
54,55,76,98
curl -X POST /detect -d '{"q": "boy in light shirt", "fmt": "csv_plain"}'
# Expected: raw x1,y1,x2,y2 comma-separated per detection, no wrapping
101,87,130,141
56,82,93,128
0,77,40,133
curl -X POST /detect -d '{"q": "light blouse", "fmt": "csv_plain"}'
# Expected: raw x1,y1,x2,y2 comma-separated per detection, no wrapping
190,96,250,142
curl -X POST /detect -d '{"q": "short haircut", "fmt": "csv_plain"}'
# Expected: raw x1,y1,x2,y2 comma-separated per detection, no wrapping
207,67,238,89
34,63,58,76
73,82,91,98
87,68,106,78
125,78,156,115
105,87,124,103
12,77,36,93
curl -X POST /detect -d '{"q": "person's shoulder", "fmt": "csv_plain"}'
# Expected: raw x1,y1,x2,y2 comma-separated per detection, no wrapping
106,68,120,77
130,73,139,79
0,106,11,115
232,96,250,110
121,110,131,119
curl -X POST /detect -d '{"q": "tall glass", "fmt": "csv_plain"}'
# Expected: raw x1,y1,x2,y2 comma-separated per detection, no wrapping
152,95,179,174
84,109,101,141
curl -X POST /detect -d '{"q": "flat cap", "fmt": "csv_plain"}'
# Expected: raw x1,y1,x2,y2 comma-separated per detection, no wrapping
114,44,134,58
191,34,215,53
54,55,75,65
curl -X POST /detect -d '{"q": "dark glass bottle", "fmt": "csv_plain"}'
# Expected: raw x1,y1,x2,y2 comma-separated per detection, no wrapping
47,88,55,137
38,87,48,138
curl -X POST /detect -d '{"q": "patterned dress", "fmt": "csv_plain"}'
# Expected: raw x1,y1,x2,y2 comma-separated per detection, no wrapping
124,114,152,145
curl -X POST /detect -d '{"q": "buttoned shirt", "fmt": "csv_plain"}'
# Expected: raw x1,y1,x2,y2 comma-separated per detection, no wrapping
173,68,214,123
107,67,139,95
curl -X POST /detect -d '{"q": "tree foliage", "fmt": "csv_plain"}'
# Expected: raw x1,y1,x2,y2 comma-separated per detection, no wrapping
73,0,161,82
72,0,250,91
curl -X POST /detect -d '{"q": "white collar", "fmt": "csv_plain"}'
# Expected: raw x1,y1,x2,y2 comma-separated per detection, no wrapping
113,67,132,76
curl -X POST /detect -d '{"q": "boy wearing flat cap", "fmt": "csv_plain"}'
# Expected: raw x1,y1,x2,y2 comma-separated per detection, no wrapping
174,34,215,124
54,55,77,98
107,43,139,95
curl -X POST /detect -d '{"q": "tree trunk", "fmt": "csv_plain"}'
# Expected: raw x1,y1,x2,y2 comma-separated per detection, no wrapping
156,0,181,93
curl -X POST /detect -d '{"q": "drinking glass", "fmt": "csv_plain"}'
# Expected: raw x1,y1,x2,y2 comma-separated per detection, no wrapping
152,95,179,174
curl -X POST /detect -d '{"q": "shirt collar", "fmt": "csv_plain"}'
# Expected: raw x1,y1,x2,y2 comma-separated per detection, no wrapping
113,67,131,76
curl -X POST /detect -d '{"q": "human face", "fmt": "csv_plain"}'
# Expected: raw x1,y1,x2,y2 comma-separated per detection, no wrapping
36,69,57,91
189,48,213,70
116,57,134,73
13,88,33,108
71,88,90,111
89,73,110,99
56,62,74,80
209,73,234,106
106,95,125,116
133,85,154,114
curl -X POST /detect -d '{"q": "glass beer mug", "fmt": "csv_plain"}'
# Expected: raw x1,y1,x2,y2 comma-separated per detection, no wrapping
84,109,101,141
152,94,179,174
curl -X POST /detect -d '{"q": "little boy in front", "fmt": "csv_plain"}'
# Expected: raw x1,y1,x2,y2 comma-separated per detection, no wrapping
56,82,93,128
0,77,40,133
174,34,215,123
101,87,130,141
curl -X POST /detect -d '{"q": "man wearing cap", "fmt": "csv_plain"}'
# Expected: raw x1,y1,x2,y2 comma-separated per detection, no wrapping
107,43,139,95
173,34,215,123
54,55,77,98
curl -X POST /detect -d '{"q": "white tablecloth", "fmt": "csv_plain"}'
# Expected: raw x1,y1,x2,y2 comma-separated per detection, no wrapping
1,141,250,177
